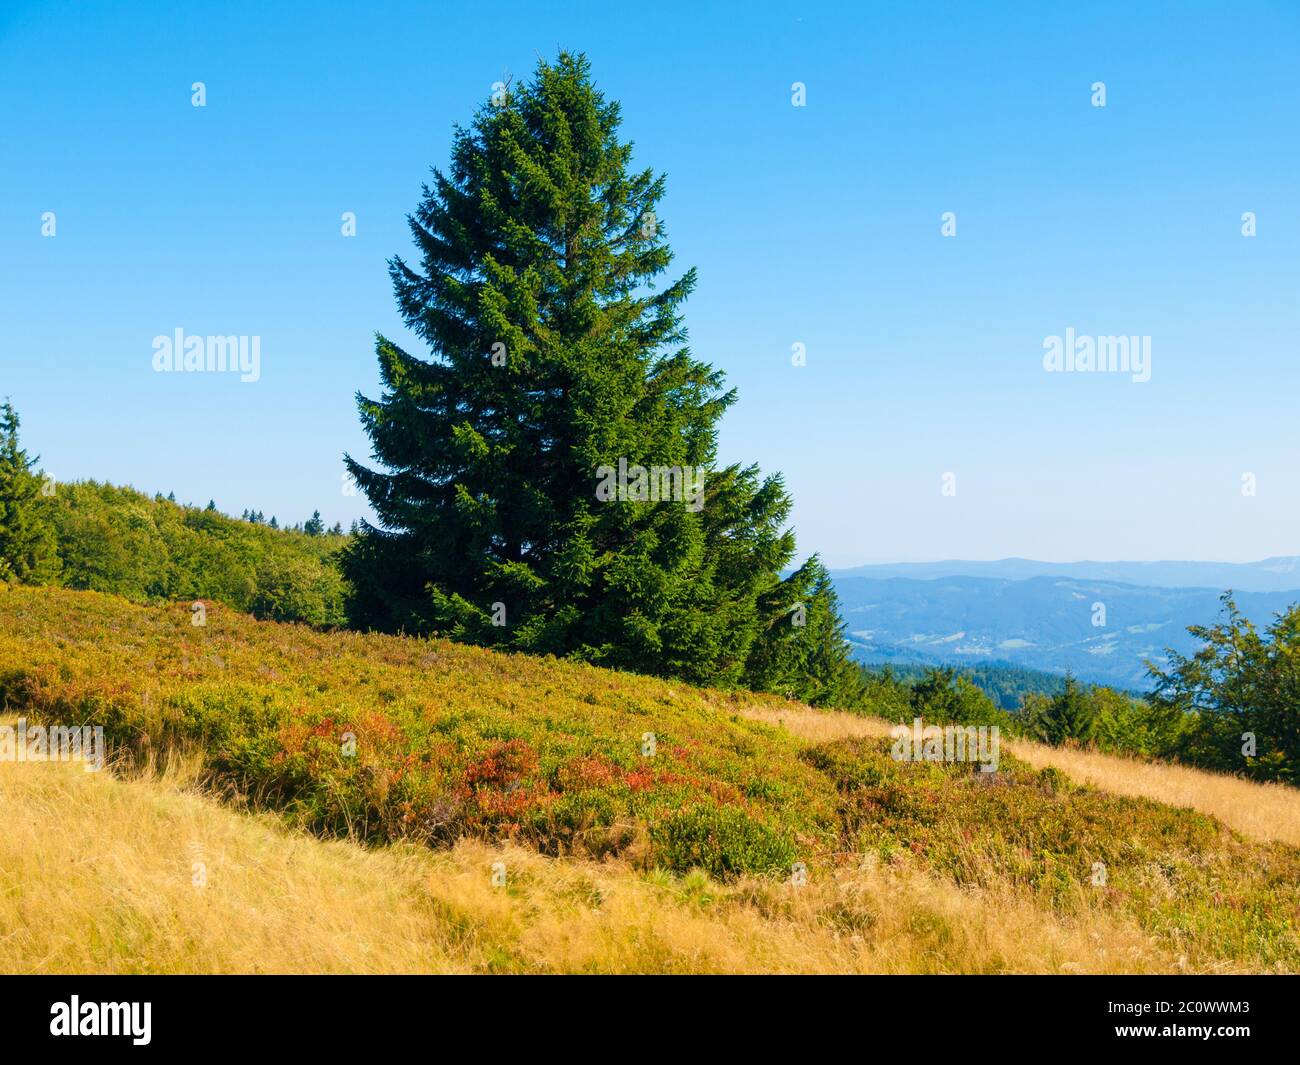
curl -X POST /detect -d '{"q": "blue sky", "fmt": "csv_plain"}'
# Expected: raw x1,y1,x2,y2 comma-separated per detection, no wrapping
2,0,1297,566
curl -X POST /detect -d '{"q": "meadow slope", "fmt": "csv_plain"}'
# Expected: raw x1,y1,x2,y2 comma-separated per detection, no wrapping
736,705,1300,849
2,584,1299,973
0,752,1185,974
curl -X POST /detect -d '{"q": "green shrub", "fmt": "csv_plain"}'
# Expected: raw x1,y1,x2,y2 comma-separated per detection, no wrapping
651,804,798,879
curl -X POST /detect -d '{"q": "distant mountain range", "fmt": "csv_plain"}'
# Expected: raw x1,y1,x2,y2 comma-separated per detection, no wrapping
831,557,1300,594
831,563,1300,691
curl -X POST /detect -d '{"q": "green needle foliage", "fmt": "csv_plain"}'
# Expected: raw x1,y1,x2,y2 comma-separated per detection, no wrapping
344,52,859,701
0,401,59,584
1023,674,1097,746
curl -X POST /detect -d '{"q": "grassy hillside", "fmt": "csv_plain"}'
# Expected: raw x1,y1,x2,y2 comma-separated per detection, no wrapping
3,584,1300,972
0,752,1190,974
0,584,834,878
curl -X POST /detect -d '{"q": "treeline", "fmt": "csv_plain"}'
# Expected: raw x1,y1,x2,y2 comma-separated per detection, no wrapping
0,404,349,628
860,659,1069,710
239,507,345,536
47,483,351,627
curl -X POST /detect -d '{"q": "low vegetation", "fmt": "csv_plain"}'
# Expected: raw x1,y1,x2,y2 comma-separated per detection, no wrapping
0,752,1187,975
737,702,1300,851
3,584,1298,972
0,585,838,879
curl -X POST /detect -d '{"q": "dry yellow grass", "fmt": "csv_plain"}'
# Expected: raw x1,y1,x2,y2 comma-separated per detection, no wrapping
0,749,461,974
6,669,1298,974
1009,740,1300,849
737,703,1300,849
0,745,1194,974
736,703,896,744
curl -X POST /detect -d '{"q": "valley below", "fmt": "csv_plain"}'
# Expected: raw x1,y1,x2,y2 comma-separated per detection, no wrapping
833,568,1300,690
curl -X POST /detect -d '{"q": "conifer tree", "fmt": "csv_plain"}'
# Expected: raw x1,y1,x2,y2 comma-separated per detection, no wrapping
1034,674,1096,745
0,401,60,584
907,665,1007,727
743,557,866,707
344,53,851,692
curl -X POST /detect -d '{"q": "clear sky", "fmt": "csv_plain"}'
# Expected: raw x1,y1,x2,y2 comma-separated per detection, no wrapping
2,0,1297,567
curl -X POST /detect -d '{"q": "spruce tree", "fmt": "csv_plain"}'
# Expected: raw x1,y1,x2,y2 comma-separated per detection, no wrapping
907,665,1006,726
1038,674,1095,745
344,52,845,691
0,401,60,584
743,557,866,707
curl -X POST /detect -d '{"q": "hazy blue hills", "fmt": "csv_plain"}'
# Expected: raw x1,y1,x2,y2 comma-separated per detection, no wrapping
835,574,1300,690
831,557,1300,594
